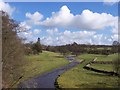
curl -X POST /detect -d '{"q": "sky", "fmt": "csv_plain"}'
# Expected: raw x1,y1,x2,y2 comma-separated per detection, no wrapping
0,1,119,46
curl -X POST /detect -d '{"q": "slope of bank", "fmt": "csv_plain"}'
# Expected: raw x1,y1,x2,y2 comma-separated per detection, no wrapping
13,51,69,87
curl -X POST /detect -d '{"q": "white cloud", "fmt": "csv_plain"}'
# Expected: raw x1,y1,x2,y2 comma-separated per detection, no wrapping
18,28,41,43
33,29,41,34
40,29,116,45
111,20,119,41
46,28,58,35
63,30,96,39
41,30,97,45
26,11,43,25
111,34,118,41
39,6,118,45
19,21,31,31
0,1,15,16
41,36,54,45
40,5,117,30
17,5,118,45
18,12,43,42
103,0,119,5
19,12,43,32
18,30,38,43
112,27,118,34
41,6,74,28
92,34,104,45
18,31,32,39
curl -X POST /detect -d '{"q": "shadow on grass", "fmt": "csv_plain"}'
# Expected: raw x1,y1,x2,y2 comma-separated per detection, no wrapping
86,72,115,77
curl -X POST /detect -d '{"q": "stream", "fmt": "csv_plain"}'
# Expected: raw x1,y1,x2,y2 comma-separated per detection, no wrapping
18,56,80,88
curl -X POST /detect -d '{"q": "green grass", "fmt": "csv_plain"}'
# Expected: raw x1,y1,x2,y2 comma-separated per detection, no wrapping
57,54,119,88
13,51,69,87
96,54,118,62
90,64,114,71
76,54,98,65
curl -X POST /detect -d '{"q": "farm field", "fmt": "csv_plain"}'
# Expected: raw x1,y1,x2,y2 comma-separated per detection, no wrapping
90,64,114,72
96,54,118,61
76,54,98,66
57,54,119,88
13,51,69,87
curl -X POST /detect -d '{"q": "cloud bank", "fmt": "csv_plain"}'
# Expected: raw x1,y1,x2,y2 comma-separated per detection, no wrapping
1,2,118,45
40,5,117,31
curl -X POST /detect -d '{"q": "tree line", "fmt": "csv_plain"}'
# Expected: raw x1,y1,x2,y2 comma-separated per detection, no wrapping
38,42,119,56
24,39,120,56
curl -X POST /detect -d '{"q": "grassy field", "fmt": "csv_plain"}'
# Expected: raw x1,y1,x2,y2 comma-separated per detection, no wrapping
96,54,118,61
76,54,98,66
90,64,114,71
76,53,118,62
13,51,69,87
89,54,118,72
57,54,119,88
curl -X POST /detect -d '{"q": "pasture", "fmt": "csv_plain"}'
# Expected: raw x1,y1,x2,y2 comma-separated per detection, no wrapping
57,54,119,88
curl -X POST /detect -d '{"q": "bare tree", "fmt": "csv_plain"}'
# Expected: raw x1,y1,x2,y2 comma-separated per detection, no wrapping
2,11,25,88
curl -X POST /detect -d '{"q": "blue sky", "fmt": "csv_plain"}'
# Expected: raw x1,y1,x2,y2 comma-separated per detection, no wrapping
10,2,118,21
0,2,118,45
